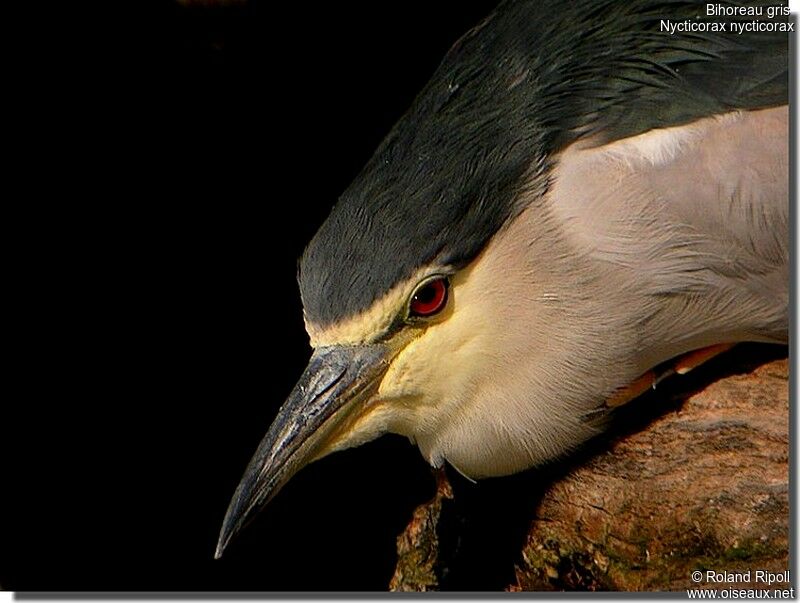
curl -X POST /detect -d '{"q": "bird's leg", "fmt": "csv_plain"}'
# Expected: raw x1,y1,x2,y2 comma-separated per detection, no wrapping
672,343,735,375
606,370,657,408
606,343,735,408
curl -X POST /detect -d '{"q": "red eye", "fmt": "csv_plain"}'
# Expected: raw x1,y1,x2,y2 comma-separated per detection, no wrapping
409,278,448,317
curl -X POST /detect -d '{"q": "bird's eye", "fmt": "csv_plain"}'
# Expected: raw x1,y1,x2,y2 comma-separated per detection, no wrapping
409,277,448,318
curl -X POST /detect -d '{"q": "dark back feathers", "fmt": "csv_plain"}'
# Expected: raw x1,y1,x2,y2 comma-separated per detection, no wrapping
299,0,788,326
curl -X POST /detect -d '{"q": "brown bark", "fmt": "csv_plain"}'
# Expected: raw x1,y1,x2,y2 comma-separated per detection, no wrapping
390,344,790,592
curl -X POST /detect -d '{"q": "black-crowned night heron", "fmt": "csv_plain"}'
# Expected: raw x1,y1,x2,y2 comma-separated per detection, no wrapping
216,0,788,558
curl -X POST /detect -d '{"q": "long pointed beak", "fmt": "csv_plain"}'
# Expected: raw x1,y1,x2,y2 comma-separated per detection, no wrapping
215,343,391,559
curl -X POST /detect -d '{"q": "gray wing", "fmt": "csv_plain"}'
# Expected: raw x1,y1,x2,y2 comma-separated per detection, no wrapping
548,104,788,372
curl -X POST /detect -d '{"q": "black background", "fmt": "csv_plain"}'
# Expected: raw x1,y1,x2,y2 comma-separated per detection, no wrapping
3,0,501,592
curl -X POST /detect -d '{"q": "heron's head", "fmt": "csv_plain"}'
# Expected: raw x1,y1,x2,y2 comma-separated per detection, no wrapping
214,37,609,554
215,0,788,558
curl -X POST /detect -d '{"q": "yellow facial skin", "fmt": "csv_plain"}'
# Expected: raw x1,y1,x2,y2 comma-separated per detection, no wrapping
299,262,461,449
